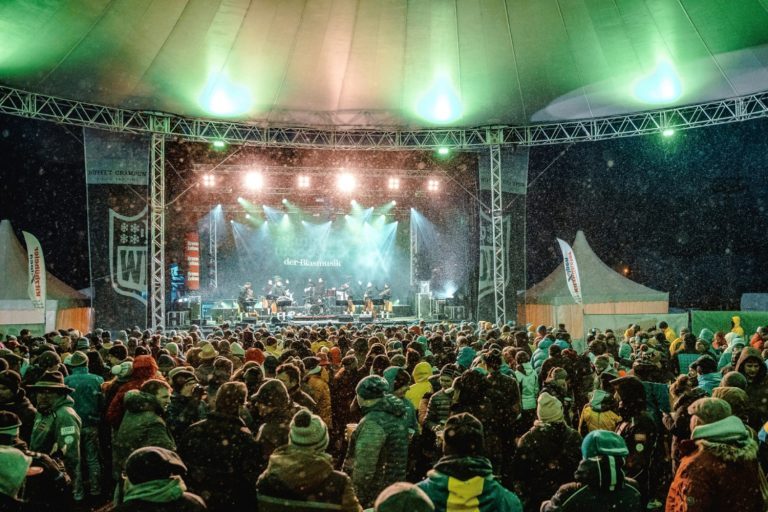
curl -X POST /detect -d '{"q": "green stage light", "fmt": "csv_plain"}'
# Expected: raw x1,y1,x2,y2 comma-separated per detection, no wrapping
634,60,682,104
212,140,226,149
662,128,675,137
437,147,450,156
416,76,462,124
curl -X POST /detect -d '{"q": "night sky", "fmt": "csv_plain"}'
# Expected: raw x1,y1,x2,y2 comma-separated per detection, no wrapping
2,112,768,310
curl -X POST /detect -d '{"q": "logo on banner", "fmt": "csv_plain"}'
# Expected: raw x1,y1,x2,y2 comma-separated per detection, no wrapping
109,208,148,304
557,238,583,304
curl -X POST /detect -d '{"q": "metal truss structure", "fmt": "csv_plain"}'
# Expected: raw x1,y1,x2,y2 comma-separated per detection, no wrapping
2,85,768,149
3,83,767,325
149,133,166,330
488,144,506,325
208,213,218,291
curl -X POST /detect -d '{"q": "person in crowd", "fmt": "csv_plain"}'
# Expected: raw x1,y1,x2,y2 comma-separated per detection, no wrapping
736,346,768,425
277,363,318,412
343,375,409,508
671,333,699,376
663,376,708,472
113,379,175,478
423,364,458,435
417,412,522,512
193,342,218,384
105,355,159,430
373,482,434,512
63,350,104,501
0,370,36,443
302,356,333,429
690,355,721,395
28,371,81,497
541,430,641,512
483,349,520,486
165,369,206,443
179,381,260,512
611,375,659,508
0,445,34,512
111,446,205,512
666,397,764,511
512,392,581,512
512,351,539,434
578,373,621,436
251,378,300,463
405,361,433,409
541,367,574,425
257,409,362,511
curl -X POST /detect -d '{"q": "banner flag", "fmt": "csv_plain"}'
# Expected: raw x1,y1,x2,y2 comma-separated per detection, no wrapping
557,238,583,304
84,128,150,328
22,231,46,309
185,232,200,290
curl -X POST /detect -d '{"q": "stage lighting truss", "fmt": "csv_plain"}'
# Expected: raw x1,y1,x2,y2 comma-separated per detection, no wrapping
427,179,440,192
388,177,400,190
202,174,215,187
244,171,264,190
298,175,310,188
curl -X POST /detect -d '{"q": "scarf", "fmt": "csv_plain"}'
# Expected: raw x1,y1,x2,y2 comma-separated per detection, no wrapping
122,476,186,504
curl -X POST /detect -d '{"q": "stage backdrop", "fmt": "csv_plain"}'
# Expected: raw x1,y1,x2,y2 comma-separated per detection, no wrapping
477,147,528,323
84,128,150,329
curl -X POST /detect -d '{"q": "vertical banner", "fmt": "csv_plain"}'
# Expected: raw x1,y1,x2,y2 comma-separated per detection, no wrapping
557,238,583,304
22,231,46,310
84,128,150,328
185,232,200,290
477,147,528,323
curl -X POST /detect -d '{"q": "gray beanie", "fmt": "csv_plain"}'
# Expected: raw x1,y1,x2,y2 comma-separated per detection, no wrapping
289,409,328,452
374,482,434,512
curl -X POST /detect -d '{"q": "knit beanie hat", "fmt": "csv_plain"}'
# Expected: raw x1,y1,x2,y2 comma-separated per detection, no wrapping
581,430,629,459
252,379,290,408
688,397,732,425
230,342,245,357
722,371,748,389
75,337,90,350
0,445,32,498
112,361,133,378
165,342,179,356
356,375,389,400
0,411,21,438
382,366,411,392
443,412,484,457
456,346,476,369
289,409,329,452
537,391,564,423
440,364,459,379
125,446,187,485
157,354,176,372
0,370,21,395
698,328,714,344
374,482,434,512
64,351,89,368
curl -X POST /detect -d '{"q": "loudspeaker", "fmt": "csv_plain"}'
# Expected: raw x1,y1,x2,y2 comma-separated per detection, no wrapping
336,315,354,323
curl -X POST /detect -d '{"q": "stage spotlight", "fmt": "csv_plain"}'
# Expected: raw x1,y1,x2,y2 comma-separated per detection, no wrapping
298,175,310,188
282,198,288,204
202,174,215,187
237,197,243,202
387,177,400,190
245,214,251,219
350,199,357,206
427,179,440,192
212,140,226,149
437,147,450,156
244,172,263,190
391,200,397,205
662,128,675,137
337,173,356,193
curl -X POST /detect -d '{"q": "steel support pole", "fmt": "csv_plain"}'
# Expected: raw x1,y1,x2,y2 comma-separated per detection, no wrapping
489,144,506,325
149,132,166,330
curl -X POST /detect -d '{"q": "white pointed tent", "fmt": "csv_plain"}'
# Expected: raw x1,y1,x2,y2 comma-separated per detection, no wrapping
0,220,92,335
519,231,668,339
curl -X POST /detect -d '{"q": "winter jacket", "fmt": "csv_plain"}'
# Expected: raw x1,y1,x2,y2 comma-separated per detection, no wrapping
732,315,746,337
112,492,206,512
113,391,176,475
673,351,699,376
29,394,81,480
0,389,36,443
292,387,318,413
257,403,301,463
578,390,621,436
106,355,159,429
532,339,553,372
179,411,261,512
423,389,452,432
405,362,433,410
417,455,522,512
64,366,104,427
512,421,581,511
331,367,361,434
541,456,642,512
165,393,206,443
666,415,765,512
305,373,333,429
513,363,538,411
257,445,362,512
343,394,409,507
737,346,768,425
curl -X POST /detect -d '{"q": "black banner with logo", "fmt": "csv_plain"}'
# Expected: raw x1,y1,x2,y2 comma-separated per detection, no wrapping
84,128,150,329
476,147,528,323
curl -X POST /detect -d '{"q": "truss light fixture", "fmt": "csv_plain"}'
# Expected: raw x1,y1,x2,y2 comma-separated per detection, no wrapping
662,128,675,137
212,140,226,149
337,173,356,193
202,174,215,187
298,175,310,188
427,179,440,192
437,147,450,156
244,171,263,190
387,177,400,190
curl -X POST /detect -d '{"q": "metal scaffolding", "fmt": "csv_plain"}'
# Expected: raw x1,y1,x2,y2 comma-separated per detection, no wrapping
2,85,768,149
488,144,506,326
149,132,166,330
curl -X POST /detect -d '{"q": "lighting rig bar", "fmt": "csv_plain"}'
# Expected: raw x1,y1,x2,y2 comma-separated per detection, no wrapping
2,85,768,148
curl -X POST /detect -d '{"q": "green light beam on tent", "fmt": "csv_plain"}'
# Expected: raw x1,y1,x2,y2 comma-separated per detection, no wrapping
633,60,682,104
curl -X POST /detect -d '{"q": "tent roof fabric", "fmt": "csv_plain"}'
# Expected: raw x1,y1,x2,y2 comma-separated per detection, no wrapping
523,231,668,306
1,1,768,128
0,219,89,303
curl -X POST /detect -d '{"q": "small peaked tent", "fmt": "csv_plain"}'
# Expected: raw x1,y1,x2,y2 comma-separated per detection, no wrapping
519,231,668,340
0,219,91,335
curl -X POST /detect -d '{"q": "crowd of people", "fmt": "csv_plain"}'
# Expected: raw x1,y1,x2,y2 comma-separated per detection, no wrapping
0,315,767,511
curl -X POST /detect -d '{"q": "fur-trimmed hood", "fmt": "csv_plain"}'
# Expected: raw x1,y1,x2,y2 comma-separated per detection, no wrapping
693,415,758,462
